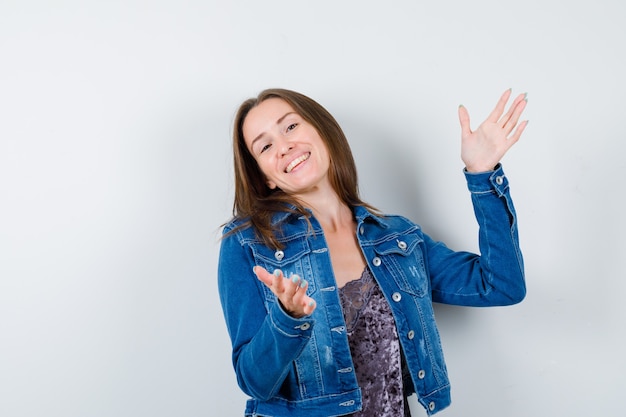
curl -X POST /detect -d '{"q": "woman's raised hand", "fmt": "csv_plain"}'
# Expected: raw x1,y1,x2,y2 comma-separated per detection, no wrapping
458,89,528,173
253,266,317,318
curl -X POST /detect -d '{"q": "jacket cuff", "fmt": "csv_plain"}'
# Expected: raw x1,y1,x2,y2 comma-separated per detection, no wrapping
269,300,315,337
464,163,509,197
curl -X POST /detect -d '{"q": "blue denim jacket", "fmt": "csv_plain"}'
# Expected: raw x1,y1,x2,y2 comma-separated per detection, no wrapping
218,165,525,417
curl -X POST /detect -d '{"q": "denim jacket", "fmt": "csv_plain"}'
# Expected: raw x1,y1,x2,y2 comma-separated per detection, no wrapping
218,165,525,417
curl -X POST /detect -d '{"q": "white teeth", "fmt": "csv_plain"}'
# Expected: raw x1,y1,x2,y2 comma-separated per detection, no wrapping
286,153,310,173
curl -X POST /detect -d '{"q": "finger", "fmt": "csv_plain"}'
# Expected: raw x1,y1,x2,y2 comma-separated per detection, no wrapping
499,93,527,130
458,104,472,138
291,278,307,301
283,273,303,298
503,96,528,135
302,298,317,315
269,269,291,299
293,279,316,315
507,119,529,144
486,88,512,123
253,267,316,316
301,287,317,315
253,267,290,298
252,265,275,287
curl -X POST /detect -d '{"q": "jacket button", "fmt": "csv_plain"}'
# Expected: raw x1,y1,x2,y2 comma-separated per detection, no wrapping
359,226,365,235
495,175,504,185
407,330,415,340
300,322,311,330
418,370,426,379
372,257,381,267
429,401,435,411
392,292,402,302
397,240,407,250
274,250,284,261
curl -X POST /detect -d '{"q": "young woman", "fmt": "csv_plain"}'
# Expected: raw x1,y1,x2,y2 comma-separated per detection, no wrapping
218,88,528,416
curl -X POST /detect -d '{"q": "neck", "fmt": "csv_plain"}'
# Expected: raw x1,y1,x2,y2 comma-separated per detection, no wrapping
297,190,353,233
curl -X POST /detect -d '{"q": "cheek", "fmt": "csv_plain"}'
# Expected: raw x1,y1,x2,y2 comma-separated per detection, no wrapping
319,148,332,168
254,156,276,179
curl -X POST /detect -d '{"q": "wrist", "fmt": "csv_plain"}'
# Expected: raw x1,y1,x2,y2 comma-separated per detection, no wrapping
464,163,499,173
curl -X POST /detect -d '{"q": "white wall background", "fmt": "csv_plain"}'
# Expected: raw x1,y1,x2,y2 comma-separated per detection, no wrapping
1,1,624,416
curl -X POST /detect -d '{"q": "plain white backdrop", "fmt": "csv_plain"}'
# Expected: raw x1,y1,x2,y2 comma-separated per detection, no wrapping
1,1,624,416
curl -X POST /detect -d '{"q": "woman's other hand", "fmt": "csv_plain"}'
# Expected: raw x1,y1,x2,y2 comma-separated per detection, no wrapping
253,266,317,318
458,88,528,173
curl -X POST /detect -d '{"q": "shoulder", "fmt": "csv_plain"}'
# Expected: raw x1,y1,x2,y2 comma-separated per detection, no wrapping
355,206,421,232
356,207,425,241
220,217,256,247
222,216,247,234
381,213,421,230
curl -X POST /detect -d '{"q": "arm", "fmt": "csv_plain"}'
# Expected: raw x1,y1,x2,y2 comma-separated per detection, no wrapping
428,164,526,306
217,229,315,400
429,90,528,306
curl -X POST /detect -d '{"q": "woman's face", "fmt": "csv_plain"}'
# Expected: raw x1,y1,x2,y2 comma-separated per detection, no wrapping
242,98,331,197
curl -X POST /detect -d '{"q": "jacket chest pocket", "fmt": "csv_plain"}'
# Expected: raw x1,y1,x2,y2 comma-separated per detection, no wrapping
373,233,429,297
251,237,316,300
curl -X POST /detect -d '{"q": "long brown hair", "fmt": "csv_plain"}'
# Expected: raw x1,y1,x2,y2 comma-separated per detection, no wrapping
228,88,377,249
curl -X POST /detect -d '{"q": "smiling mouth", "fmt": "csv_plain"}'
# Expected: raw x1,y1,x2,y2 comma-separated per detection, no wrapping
285,153,310,173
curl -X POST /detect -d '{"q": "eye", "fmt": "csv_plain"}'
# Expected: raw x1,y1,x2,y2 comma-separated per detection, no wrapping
286,123,298,132
259,143,271,154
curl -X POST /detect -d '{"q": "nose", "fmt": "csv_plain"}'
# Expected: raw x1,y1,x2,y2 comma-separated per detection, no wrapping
277,137,293,156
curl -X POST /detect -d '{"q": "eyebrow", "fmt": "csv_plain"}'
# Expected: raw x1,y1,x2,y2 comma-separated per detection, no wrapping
250,111,297,150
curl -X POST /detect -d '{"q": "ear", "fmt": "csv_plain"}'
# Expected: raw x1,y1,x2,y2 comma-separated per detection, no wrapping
266,180,277,189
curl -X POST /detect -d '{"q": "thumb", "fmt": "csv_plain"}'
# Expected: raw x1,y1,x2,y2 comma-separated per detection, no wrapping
458,104,472,138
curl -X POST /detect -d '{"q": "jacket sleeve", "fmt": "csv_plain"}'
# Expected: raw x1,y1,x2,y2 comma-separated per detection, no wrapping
427,164,526,306
217,226,314,400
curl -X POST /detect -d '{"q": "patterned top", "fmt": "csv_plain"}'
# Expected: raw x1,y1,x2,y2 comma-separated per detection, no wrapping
338,267,411,417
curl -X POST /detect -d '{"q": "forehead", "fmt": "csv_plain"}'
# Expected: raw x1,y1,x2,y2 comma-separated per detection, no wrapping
242,98,296,143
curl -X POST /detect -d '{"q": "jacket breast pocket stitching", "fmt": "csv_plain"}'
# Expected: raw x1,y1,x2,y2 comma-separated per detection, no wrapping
375,238,428,296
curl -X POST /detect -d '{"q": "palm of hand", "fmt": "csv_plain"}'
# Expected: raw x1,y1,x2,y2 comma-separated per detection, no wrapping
459,89,528,173
253,265,316,318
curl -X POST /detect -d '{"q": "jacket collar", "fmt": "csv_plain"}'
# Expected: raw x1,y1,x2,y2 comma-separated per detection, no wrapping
269,204,388,229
